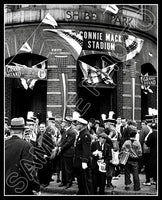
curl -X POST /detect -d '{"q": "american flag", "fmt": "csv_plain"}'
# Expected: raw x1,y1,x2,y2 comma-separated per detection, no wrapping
123,34,144,61
43,29,83,58
79,61,116,85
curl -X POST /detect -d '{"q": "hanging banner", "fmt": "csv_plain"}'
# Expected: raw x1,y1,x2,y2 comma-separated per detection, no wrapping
5,64,47,80
81,30,123,53
141,75,157,86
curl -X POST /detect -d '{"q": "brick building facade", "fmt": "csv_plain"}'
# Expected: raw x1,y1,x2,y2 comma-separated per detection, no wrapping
5,4,157,124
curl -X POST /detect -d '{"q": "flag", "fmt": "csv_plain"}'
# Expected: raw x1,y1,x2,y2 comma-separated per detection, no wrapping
101,63,116,84
104,4,119,14
20,42,32,53
43,29,83,58
79,61,100,84
79,61,116,85
123,34,144,61
42,13,58,27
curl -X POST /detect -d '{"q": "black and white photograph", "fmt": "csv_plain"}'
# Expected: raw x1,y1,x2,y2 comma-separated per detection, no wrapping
4,4,158,196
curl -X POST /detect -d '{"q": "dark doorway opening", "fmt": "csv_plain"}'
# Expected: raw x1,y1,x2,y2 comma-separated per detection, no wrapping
77,86,116,121
11,79,47,123
77,53,118,121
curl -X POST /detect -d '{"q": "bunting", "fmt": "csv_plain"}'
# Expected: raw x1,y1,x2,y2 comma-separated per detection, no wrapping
42,13,58,27
79,61,116,85
20,42,32,53
123,34,144,61
11,60,47,90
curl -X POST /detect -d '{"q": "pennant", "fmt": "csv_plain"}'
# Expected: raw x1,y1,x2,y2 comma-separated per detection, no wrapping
20,42,32,53
42,13,58,27
43,29,83,58
104,4,119,14
123,34,144,61
20,78,28,90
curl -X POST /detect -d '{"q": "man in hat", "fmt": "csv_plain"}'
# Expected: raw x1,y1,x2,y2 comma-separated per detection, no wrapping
5,117,40,195
58,116,76,189
91,132,112,194
139,120,152,183
121,126,142,191
145,122,157,188
26,118,37,147
73,117,93,195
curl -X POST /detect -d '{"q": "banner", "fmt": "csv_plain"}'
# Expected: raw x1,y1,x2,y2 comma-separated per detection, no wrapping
141,74,157,87
5,64,47,80
81,30,123,53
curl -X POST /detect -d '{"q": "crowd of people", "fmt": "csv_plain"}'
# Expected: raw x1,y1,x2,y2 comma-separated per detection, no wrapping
4,112,157,195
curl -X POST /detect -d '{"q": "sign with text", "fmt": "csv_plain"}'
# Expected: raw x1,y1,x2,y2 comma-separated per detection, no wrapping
81,30,124,53
5,65,47,80
141,75,157,86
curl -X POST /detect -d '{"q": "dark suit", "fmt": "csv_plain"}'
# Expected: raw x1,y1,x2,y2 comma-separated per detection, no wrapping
38,131,54,185
91,141,112,194
73,127,93,195
5,135,40,195
120,125,130,149
59,126,76,186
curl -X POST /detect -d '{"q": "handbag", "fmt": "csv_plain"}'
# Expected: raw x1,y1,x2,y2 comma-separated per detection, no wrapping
97,159,106,173
119,151,129,165
110,149,119,165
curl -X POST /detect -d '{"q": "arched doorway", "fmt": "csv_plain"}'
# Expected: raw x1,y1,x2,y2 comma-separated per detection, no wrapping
141,63,157,120
76,53,120,121
5,53,47,123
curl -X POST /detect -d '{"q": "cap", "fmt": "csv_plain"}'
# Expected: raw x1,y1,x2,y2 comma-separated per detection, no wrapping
145,115,153,123
103,118,116,124
26,118,35,125
76,118,88,125
98,132,108,139
48,117,55,121
64,116,73,123
95,120,100,124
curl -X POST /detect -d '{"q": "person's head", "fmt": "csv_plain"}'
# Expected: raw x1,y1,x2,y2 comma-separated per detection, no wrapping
26,119,35,132
121,118,127,126
10,117,28,138
75,118,88,131
150,122,157,130
95,120,100,128
88,118,95,127
116,117,122,125
39,123,46,133
141,120,147,127
128,126,137,139
47,117,55,126
45,125,55,135
127,120,137,128
98,132,108,144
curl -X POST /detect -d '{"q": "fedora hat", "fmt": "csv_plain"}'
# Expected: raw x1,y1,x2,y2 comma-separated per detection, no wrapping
98,132,108,139
10,117,27,130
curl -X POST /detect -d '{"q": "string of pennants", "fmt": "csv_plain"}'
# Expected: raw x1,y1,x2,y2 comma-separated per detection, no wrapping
5,7,145,89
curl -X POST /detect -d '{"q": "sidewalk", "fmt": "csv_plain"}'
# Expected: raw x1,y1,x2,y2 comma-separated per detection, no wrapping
41,173,158,196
